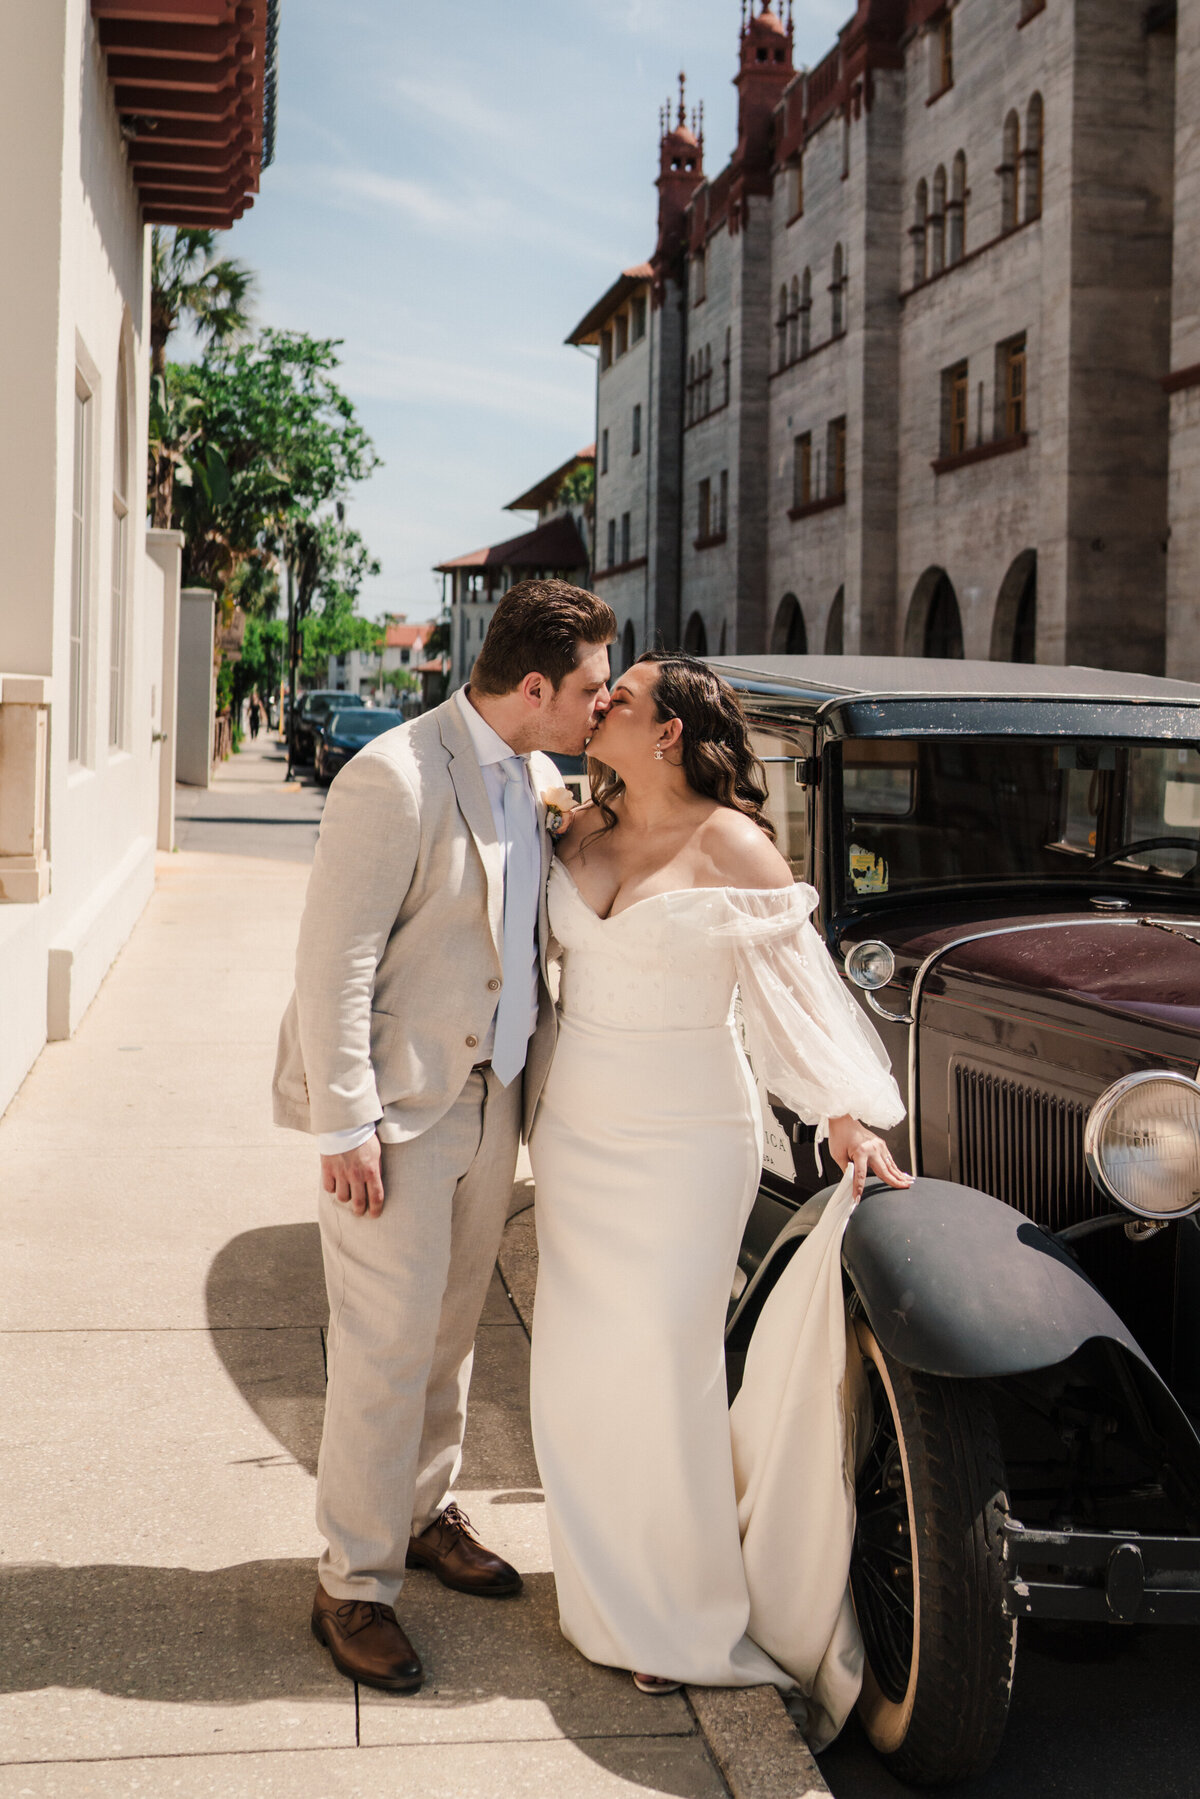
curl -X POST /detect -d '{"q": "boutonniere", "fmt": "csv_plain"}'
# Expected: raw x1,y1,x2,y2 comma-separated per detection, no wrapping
540,785,578,840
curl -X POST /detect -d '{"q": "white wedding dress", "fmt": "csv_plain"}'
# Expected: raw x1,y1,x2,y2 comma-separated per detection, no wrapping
528,860,905,1746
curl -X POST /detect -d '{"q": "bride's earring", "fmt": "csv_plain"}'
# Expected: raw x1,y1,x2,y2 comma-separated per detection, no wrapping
654,745,664,761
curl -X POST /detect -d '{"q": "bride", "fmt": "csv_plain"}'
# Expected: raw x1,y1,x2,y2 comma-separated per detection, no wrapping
528,651,911,1740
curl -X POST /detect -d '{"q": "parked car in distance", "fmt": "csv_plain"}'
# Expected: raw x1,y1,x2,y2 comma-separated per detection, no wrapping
291,689,366,765
713,653,1200,1787
314,708,405,785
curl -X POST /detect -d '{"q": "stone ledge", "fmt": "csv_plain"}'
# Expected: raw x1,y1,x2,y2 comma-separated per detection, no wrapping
690,1686,830,1798
931,431,1028,475
788,494,845,521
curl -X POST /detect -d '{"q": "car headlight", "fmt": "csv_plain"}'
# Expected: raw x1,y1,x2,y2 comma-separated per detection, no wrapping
1084,1071,1200,1219
845,940,896,991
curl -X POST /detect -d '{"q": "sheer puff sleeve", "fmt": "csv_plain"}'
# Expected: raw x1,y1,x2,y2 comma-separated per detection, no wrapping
712,885,905,1146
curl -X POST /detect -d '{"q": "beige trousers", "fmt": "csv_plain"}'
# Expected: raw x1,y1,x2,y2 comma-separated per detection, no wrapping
315,1066,522,1604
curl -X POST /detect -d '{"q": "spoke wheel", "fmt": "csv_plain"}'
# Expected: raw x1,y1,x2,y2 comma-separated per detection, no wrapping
851,1321,1016,1787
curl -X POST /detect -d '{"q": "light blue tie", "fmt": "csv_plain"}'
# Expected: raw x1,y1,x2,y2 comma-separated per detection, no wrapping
491,756,538,1086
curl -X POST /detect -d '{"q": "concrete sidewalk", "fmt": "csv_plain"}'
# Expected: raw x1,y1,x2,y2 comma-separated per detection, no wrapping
0,739,823,1797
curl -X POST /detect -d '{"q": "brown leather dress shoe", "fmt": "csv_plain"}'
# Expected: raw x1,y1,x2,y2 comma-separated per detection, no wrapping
311,1583,423,1692
406,1503,523,1597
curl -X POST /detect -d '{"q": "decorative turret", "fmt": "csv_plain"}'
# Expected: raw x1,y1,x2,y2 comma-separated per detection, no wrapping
654,71,705,271
734,1,794,179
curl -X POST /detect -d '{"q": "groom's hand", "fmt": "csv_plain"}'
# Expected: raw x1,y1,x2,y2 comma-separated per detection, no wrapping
321,1134,385,1218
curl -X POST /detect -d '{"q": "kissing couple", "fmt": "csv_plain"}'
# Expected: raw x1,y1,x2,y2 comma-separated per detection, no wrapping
273,579,910,1743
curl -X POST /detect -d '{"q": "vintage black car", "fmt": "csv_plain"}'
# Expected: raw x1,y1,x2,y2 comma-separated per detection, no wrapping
314,707,405,785
712,655,1200,1787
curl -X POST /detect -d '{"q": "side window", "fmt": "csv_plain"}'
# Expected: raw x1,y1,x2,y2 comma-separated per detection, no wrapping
749,727,814,880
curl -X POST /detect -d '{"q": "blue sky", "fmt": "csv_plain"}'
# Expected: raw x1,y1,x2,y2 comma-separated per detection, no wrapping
219,0,846,623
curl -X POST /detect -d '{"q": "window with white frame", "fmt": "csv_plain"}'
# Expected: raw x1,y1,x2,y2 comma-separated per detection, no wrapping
70,372,94,765
109,341,131,748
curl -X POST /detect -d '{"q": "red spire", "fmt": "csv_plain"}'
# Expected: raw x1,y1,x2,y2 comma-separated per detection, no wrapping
734,1,793,179
654,68,705,277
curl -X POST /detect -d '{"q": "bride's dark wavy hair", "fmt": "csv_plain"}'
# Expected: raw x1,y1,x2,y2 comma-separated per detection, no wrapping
584,651,776,846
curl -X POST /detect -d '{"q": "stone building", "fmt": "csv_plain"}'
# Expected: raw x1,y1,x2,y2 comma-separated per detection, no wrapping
0,0,276,1117
572,0,1189,674
438,446,593,690
1166,0,1200,679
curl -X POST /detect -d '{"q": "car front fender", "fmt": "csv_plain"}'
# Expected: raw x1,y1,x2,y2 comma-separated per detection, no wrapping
840,1178,1149,1378
731,1177,1149,1380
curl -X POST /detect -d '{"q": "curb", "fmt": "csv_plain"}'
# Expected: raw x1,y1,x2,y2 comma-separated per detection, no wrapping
497,1203,834,1799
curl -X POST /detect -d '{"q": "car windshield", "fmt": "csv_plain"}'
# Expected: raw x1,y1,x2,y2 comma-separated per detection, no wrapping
329,710,403,739
834,736,1200,906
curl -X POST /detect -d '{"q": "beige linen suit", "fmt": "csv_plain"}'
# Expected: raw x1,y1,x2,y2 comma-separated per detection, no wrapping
273,697,559,1603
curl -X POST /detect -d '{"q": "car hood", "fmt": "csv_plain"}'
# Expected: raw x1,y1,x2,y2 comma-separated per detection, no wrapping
924,916,1200,1038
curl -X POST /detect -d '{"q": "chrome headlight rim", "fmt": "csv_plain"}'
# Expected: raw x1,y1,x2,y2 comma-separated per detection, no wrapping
1084,1069,1200,1221
845,939,896,993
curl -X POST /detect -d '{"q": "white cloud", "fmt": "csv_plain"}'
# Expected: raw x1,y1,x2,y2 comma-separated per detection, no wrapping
338,343,591,425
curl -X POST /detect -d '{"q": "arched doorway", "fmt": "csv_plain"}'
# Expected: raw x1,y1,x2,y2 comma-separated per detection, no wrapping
824,586,844,654
683,612,708,656
619,619,636,674
770,593,807,654
990,550,1037,663
905,567,964,659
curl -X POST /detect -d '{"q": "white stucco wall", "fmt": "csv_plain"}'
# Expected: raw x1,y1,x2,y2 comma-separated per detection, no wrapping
0,0,168,1113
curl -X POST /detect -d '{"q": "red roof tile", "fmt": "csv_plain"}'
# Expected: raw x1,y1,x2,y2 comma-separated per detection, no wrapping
435,512,588,575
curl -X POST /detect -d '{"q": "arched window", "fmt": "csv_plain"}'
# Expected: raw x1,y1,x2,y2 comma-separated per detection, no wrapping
683,611,708,656
620,618,636,673
824,586,845,655
905,567,964,659
930,166,946,275
990,549,1037,663
109,338,132,748
1024,93,1044,221
1001,111,1020,232
831,243,846,337
800,267,812,356
911,179,928,286
770,593,807,655
948,151,967,265
924,573,964,658
776,284,789,372
787,275,799,364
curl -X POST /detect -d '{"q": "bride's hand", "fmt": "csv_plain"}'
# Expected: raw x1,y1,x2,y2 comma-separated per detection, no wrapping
826,1115,914,1201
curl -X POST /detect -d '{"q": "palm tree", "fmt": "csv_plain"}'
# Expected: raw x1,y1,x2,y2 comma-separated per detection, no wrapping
149,227,254,381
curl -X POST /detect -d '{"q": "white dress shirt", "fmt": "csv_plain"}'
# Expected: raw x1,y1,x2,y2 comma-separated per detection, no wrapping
318,686,542,1156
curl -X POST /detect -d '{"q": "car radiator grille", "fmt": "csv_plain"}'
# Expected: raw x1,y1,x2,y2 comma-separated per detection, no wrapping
952,1062,1105,1232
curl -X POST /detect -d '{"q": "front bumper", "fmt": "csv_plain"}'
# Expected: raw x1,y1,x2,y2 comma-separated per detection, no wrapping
1004,1519,1200,1623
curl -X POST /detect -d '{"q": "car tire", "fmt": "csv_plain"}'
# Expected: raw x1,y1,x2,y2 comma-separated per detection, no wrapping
851,1319,1015,1787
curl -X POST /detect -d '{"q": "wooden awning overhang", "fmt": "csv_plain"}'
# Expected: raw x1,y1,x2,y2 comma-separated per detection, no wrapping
91,0,279,228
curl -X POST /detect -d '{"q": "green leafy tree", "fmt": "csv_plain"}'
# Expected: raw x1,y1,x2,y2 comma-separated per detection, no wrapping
149,230,253,529
557,463,595,510
150,227,254,381
231,613,287,723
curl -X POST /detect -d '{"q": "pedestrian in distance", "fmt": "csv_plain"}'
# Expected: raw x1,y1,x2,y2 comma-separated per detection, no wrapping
248,696,261,740
273,579,615,1693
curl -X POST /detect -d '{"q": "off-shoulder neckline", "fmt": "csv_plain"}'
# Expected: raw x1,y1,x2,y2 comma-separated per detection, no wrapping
550,858,808,924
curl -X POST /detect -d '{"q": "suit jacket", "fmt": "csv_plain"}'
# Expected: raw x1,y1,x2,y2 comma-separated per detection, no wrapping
272,696,560,1144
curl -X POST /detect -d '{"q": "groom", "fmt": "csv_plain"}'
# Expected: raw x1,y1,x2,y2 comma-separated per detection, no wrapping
273,579,615,1692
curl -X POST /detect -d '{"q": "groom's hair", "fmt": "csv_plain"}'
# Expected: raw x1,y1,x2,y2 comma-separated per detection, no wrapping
471,579,616,695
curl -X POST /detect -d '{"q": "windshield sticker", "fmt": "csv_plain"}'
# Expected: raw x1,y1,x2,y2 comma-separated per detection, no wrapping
849,843,889,894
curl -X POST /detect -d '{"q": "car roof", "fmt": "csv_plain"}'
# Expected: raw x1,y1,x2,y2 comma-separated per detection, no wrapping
708,655,1200,704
